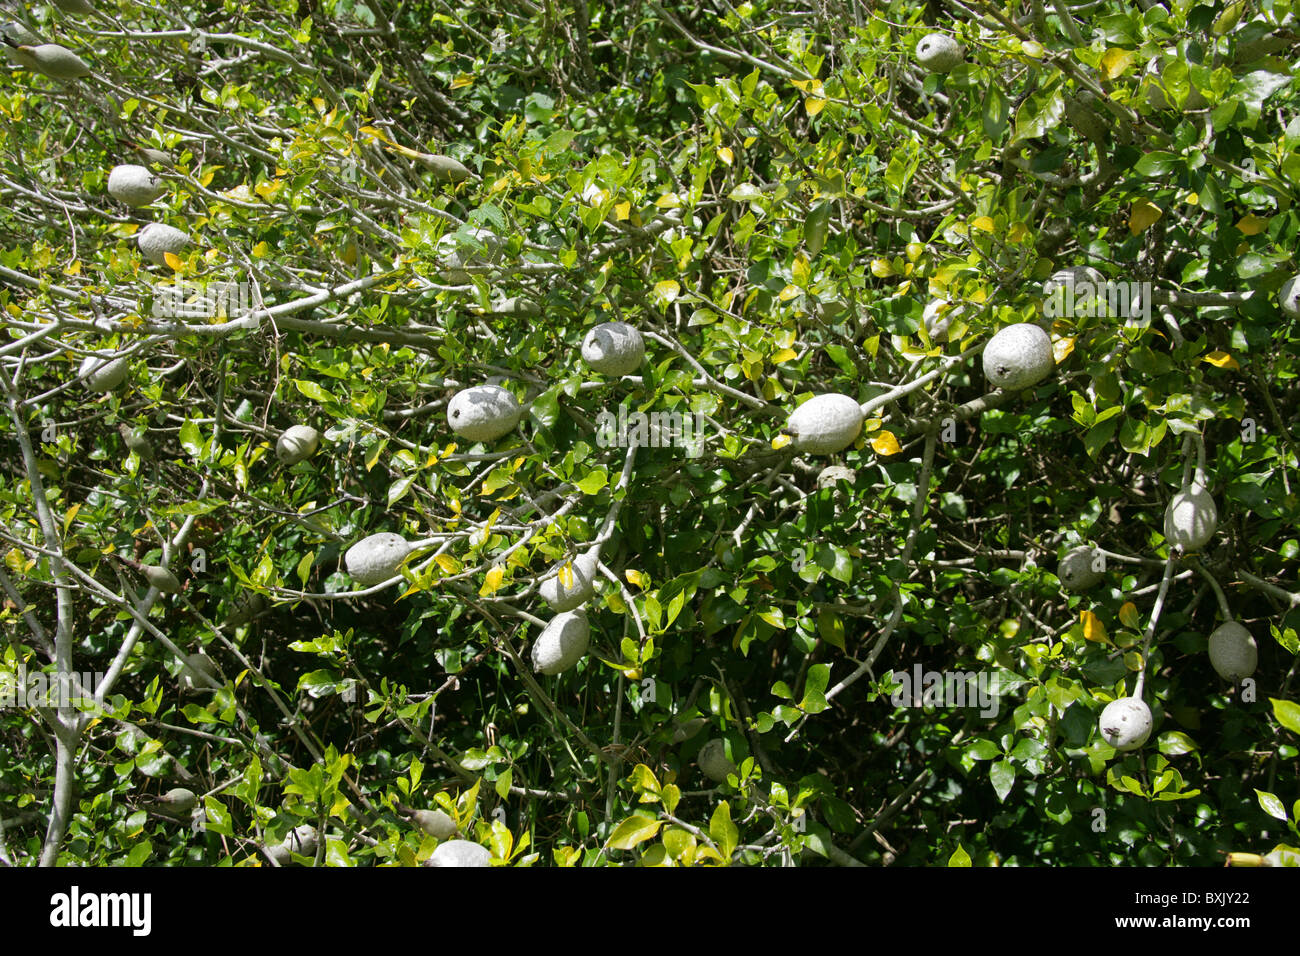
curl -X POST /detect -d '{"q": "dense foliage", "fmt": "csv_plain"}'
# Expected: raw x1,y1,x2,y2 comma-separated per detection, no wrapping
2,0,1299,867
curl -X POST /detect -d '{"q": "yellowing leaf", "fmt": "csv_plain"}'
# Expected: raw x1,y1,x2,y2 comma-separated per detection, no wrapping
778,284,800,302
1235,214,1269,236
435,554,461,574
450,72,475,89
1081,609,1111,646
163,251,184,272
771,434,793,450
771,348,798,364
869,430,901,456
624,569,645,588
1020,40,1044,58
1118,602,1140,629
479,564,505,596
1007,221,1030,243
805,97,826,116
652,279,680,307
971,216,995,232
613,202,630,221
716,146,734,166
1052,336,1075,364
870,258,894,277
558,562,575,589
1128,200,1163,234
1202,350,1239,370
1100,48,1133,79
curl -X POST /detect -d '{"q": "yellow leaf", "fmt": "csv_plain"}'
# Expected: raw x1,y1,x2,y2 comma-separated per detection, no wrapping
971,216,995,232
1100,48,1133,79
869,430,901,456
1081,609,1112,646
1007,221,1030,243
771,348,798,364
1235,214,1269,236
625,569,645,588
1118,601,1140,629
613,202,631,221
558,562,575,589
655,192,682,208
63,503,81,535
1020,40,1044,58
805,98,826,116
778,284,800,301
1123,650,1144,672
652,279,680,306
479,565,505,596
1128,200,1163,234
450,73,475,89
771,434,793,450
1202,350,1239,370
1052,336,1075,364
252,242,270,258
435,554,461,574
870,258,894,277
163,251,184,272
716,146,734,166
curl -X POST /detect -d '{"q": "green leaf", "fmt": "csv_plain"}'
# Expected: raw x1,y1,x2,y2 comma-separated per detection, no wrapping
1272,698,1300,736
982,85,1009,142
178,418,203,457
1157,731,1198,756
606,812,663,850
293,379,336,405
990,760,1016,801
202,796,232,836
709,801,739,859
800,663,830,715
1255,789,1288,821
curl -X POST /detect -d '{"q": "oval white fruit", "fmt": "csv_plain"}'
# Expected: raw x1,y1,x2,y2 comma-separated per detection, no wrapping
785,393,864,455
426,839,491,867
1098,697,1152,751
923,298,955,342
1208,621,1257,682
344,532,411,586
1279,274,1300,317
412,808,456,840
816,464,856,490
531,611,590,675
80,352,129,391
1043,265,1104,307
422,154,471,183
1164,483,1217,551
447,384,521,442
180,652,219,691
982,323,1054,390
915,33,963,73
20,42,90,79
698,738,737,784
108,164,165,206
1057,546,1104,592
137,223,189,266
538,550,599,612
582,322,645,376
276,424,321,466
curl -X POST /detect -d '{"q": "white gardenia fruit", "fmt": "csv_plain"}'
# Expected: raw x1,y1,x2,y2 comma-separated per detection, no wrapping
179,653,220,691
915,33,963,73
436,227,501,282
52,0,97,14
1098,697,1153,752
1164,482,1217,551
447,384,521,442
420,154,472,183
1057,546,1104,592
276,424,321,465
108,164,166,206
1044,266,1104,305
982,323,1054,391
1208,621,1258,682
1279,274,1300,317
267,825,319,865
923,298,955,342
426,839,491,867
582,322,645,376
539,549,599,612
698,738,737,784
816,464,856,490
785,393,864,455
15,42,90,79
137,223,190,266
412,808,457,840
531,611,591,675
344,532,412,586
79,352,129,391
